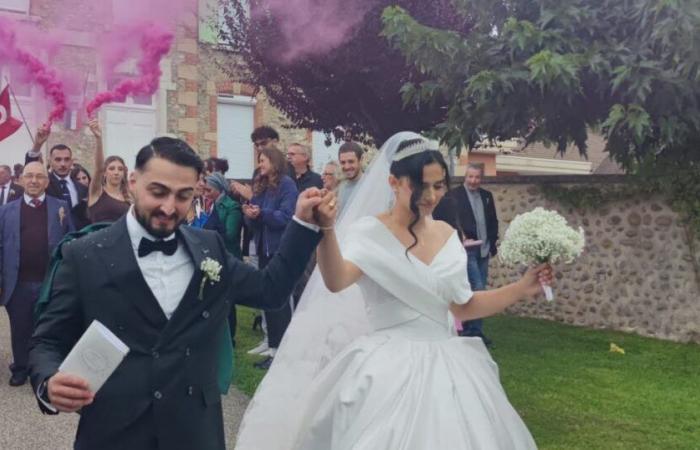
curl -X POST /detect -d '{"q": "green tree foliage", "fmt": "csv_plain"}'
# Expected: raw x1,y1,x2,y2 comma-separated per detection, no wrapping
382,0,700,167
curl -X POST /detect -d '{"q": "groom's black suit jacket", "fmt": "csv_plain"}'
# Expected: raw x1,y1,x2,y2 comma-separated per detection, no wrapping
28,216,321,450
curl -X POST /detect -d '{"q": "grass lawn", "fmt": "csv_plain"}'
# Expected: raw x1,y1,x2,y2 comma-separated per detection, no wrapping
234,307,700,449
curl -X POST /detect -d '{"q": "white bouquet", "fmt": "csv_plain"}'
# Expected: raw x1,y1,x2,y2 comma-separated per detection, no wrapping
499,207,585,301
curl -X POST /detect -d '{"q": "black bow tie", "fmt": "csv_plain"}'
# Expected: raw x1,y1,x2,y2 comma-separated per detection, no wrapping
138,237,178,258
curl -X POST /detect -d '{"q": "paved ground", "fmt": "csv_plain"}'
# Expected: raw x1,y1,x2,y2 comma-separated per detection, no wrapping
0,312,249,449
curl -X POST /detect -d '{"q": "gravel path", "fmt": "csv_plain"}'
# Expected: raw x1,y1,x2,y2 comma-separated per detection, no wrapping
0,312,249,449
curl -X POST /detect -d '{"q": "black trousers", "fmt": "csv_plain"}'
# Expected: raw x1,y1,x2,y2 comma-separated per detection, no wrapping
5,282,42,375
259,253,292,349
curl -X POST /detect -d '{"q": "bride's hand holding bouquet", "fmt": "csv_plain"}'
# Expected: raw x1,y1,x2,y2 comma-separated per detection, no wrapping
499,207,585,301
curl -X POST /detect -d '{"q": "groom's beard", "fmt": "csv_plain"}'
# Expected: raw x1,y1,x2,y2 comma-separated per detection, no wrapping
134,204,185,238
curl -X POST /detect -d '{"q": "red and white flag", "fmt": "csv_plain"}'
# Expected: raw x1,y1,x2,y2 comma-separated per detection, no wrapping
0,85,23,142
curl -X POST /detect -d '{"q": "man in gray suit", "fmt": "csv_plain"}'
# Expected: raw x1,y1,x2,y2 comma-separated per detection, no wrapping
0,162,74,386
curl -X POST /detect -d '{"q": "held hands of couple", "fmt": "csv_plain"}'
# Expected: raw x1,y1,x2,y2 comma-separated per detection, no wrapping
518,264,554,298
295,188,337,229
47,372,94,413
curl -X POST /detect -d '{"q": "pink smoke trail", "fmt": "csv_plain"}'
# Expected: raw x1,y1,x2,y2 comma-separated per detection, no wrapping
253,0,373,63
0,18,67,125
86,24,173,117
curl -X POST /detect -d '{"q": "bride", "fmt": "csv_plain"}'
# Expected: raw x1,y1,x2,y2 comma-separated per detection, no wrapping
235,132,552,449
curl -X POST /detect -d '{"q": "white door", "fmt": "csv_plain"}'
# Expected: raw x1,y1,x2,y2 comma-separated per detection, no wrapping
217,96,255,179
103,105,157,170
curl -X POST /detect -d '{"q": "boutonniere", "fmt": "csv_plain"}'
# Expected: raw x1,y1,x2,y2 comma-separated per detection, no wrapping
58,206,66,226
199,257,222,300
9,189,16,197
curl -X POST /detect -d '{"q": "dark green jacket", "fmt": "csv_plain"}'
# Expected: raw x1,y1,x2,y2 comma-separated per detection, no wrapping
204,194,243,259
213,196,243,259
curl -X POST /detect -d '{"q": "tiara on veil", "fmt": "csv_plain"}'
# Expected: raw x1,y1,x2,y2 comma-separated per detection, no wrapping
391,139,440,162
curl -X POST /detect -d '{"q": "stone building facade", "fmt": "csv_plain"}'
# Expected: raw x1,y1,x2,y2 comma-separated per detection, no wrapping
478,175,700,344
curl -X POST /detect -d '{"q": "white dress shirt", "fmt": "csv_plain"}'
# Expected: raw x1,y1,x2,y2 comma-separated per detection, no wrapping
126,208,194,319
52,173,79,207
24,193,47,207
125,207,319,319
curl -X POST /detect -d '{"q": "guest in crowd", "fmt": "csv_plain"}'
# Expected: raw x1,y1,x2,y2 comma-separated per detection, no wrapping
203,173,242,260
205,157,230,176
287,143,323,192
70,164,91,188
321,161,341,192
433,162,499,346
233,126,283,343
203,172,243,347
86,120,130,223
243,146,298,369
336,141,364,210
0,162,74,386
232,125,283,272
25,125,90,229
12,164,23,184
0,164,24,206
187,173,209,228
230,125,281,202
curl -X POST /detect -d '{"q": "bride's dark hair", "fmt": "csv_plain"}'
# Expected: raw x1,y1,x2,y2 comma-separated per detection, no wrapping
390,138,450,255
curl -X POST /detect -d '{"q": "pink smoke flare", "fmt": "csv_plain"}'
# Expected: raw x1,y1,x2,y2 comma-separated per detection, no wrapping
0,18,67,125
86,24,174,117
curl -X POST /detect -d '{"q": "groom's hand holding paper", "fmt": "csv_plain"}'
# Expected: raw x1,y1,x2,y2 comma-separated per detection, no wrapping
48,372,94,413
48,320,129,413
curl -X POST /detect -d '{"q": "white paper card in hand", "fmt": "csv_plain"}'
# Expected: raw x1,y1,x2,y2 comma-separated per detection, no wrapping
58,320,129,393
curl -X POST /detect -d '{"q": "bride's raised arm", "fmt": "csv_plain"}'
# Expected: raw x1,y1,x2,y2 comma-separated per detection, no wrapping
315,192,363,293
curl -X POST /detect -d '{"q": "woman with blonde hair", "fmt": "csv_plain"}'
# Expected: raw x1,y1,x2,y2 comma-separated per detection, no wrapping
86,119,130,223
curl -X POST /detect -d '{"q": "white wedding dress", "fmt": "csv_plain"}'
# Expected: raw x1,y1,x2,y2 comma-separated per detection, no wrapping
235,132,537,450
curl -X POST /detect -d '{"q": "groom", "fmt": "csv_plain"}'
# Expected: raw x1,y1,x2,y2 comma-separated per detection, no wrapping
28,137,325,450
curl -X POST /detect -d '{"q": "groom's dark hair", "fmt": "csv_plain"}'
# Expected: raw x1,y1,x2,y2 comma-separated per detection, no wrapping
135,137,204,175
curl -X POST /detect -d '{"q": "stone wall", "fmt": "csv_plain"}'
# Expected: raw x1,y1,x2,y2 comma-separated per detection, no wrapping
477,175,700,343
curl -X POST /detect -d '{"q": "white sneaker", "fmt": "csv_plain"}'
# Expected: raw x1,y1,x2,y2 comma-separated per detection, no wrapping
247,340,269,355
259,348,277,357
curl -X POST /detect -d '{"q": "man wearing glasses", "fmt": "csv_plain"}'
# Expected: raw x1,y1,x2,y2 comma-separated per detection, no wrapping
287,143,322,192
0,162,74,386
